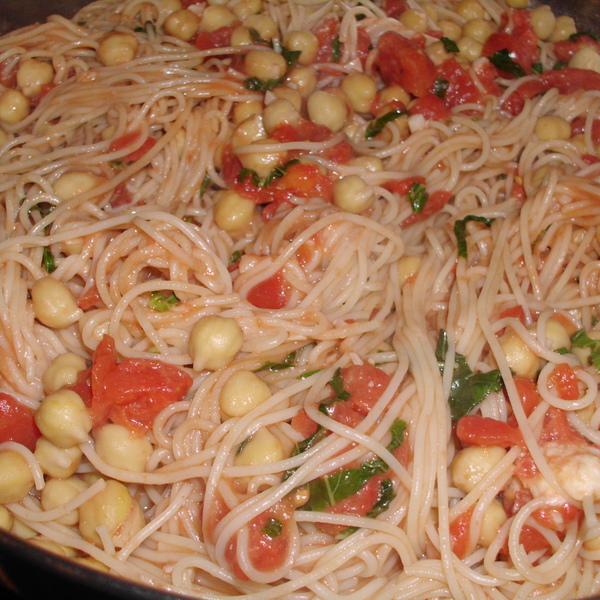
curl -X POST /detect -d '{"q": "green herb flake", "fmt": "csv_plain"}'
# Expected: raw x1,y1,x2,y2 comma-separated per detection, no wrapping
148,291,180,312
249,28,268,44
571,329,600,371
569,31,600,43
365,108,406,139
332,36,342,63
262,159,300,187
42,247,56,273
230,250,242,265
553,60,568,71
256,351,297,372
433,77,449,99
454,215,494,259
244,76,282,92
262,518,283,539
199,174,211,197
489,49,526,78
329,368,350,400
238,168,260,187
531,62,544,75
281,46,302,67
441,37,459,53
407,182,428,214
436,329,502,421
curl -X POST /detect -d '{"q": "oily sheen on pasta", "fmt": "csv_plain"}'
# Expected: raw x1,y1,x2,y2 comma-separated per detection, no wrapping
1,0,600,598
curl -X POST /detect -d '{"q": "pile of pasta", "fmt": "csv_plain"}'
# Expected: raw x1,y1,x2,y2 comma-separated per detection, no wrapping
1,0,600,598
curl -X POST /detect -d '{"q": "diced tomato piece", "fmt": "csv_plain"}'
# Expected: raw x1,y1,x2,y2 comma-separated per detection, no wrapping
341,364,391,416
401,190,452,226
181,0,205,6
513,376,541,416
450,506,474,559
312,17,340,63
109,130,157,162
498,305,527,325
540,406,584,445
78,285,103,311
532,502,581,531
409,92,451,121
456,415,524,448
571,116,600,145
247,270,291,309
514,453,537,479
291,408,319,438
437,58,482,108
194,25,236,51
383,176,426,196
583,154,600,165
356,28,372,66
0,59,17,87
320,141,355,164
89,335,193,434
29,83,55,107
554,35,600,63
374,31,438,98
473,60,502,97
109,182,133,208
517,525,551,553
0,392,40,451
383,0,409,19
547,363,580,401
272,119,333,144
326,399,364,428
271,162,333,202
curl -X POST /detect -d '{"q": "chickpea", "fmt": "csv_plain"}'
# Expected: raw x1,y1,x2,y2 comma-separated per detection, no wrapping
263,97,301,133
190,315,244,371
233,427,285,466
200,5,236,32
457,36,483,62
396,255,422,287
243,14,279,41
213,190,255,234
164,9,200,41
34,389,92,449
78,479,145,548
220,370,271,417
306,90,347,132
31,277,83,329
283,30,319,65
286,66,317,97
94,424,153,473
237,138,287,178
505,0,529,7
400,9,428,33
498,328,542,379
543,317,571,352
159,0,182,14
40,477,88,526
0,505,13,530
463,19,492,44
231,113,266,148
348,155,384,172
34,437,82,479
42,352,88,394
378,84,411,108
16,58,54,98
232,100,263,125
549,16,576,43
53,170,105,201
437,19,462,41
0,89,30,125
478,499,507,547
535,115,571,141
530,5,556,41
341,73,377,114
0,449,34,504
569,47,600,74
271,86,302,111
333,175,375,214
455,0,484,21
230,26,253,46
244,49,287,82
232,0,262,20
450,446,507,494
426,40,453,66
29,538,76,557
97,32,139,67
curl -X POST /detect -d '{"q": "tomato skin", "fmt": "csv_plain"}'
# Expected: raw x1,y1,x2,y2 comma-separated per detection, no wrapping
341,364,391,416
291,408,319,438
109,182,133,208
0,392,40,451
383,176,426,196
312,17,339,63
326,399,364,428
247,271,291,309
89,335,193,434
516,525,551,553
409,92,450,121
547,363,580,401
384,0,409,19
401,190,452,226
108,130,156,162
554,35,600,63
194,25,236,51
374,31,438,98
540,406,583,445
271,162,333,202
456,415,524,448
450,506,474,559
513,376,541,416
437,58,482,108
78,285,103,310
571,116,600,145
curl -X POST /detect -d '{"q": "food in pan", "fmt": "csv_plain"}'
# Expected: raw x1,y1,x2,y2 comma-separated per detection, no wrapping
1,0,600,597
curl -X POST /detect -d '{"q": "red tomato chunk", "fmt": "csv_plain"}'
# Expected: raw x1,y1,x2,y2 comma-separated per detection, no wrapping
0,392,40,451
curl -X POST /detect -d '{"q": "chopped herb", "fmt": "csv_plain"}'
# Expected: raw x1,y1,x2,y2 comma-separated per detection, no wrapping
230,250,242,264
454,215,494,259
77,21,86,26
244,76,283,92
42,247,56,273
554,347,569,355
249,28,268,44
407,182,428,214
365,108,406,139
388,419,407,452
569,31,600,43
332,36,341,62
328,368,350,400
553,60,568,71
236,437,251,455
262,159,300,187
256,350,297,372
433,77,449,99
441,37,459,53
489,49,526,78
239,168,260,187
135,20,156,33
199,174,211,197
29,202,55,219
531,62,544,75
366,478,395,517
571,329,600,371
298,369,322,379
109,160,127,170
435,330,502,421
148,291,180,312
281,46,302,67
262,518,283,539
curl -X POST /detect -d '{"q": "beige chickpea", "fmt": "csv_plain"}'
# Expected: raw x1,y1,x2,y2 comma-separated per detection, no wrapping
378,84,411,108
549,16,577,43
164,9,200,41
283,30,319,65
232,100,263,125
40,477,88,526
159,0,183,14
220,370,271,417
73,557,110,572
190,315,244,371
53,170,105,201
530,5,556,40
437,19,462,41
286,66,317,97
0,505,13,530
16,58,54,98
34,389,92,449
505,0,529,7
0,450,34,504
213,190,256,234
451,446,507,494
78,479,145,548
234,427,285,466
34,437,82,479
263,97,301,134
543,318,571,352
28,538,75,557
31,277,83,329
244,49,288,82
243,14,279,41
271,86,302,112
237,138,287,178
0,127,8,146
396,255,422,287
307,90,347,132
463,19,492,44
400,9,428,33
535,116,571,141
200,5,236,32
341,73,377,114
230,25,254,46
231,113,266,148
333,175,374,214
232,0,262,20
569,47,600,74
97,32,139,67
456,0,484,21
426,41,453,66
42,352,88,395
478,499,507,547
498,328,542,379
457,36,483,62
0,89,30,125
94,424,153,473
348,155,384,172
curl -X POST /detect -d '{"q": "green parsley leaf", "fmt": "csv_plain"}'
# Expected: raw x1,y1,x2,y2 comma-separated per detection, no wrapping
262,518,283,539
332,36,341,62
109,160,127,170
408,182,428,214
433,77,449,99
365,108,406,139
453,215,494,259
435,330,502,421
238,168,260,187
571,329,600,372
244,76,282,92
553,60,568,71
489,49,526,78
256,350,296,372
281,46,302,67
148,291,180,312
42,247,56,273
199,174,211,197
262,159,300,187
441,36,459,53
366,478,395,518
230,250,242,265
329,368,350,400
531,62,544,75
249,28,268,44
